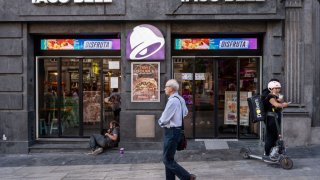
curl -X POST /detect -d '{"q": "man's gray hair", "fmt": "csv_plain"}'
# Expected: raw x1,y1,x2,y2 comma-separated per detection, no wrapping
166,79,179,91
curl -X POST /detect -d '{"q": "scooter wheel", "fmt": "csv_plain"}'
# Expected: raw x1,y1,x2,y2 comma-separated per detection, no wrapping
280,157,293,170
240,148,250,159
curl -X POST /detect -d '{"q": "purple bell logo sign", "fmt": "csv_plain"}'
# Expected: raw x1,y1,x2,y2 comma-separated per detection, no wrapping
126,24,165,60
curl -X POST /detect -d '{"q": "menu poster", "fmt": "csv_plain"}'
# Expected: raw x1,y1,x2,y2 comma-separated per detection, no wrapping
224,91,251,126
108,61,120,69
131,62,160,102
110,77,119,89
180,73,205,80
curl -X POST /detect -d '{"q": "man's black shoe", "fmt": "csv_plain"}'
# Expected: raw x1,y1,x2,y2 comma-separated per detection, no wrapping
190,174,196,180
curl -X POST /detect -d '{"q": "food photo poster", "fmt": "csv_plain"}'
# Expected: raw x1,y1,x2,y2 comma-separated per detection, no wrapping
131,62,160,102
224,91,251,126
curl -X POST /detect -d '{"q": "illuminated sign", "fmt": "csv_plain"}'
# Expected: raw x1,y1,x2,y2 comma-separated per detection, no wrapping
181,0,265,2
175,38,257,50
126,24,165,60
32,0,112,4
41,39,120,50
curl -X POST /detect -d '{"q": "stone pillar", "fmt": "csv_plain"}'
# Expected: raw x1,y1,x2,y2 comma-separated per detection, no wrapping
283,0,315,147
310,0,320,144
0,23,31,153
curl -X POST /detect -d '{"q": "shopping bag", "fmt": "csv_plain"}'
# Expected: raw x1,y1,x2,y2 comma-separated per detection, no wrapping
177,131,187,151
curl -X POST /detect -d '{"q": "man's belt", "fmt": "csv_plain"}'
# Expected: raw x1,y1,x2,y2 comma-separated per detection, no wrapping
166,126,182,129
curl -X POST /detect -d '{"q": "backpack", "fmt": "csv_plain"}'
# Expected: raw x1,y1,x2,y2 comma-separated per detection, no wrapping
247,95,266,123
261,88,269,102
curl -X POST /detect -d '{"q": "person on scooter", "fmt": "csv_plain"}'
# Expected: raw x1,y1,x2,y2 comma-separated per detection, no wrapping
262,79,284,121
263,81,289,160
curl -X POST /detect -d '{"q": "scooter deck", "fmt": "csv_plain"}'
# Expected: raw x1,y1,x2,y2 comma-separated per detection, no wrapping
249,154,279,163
249,154,262,160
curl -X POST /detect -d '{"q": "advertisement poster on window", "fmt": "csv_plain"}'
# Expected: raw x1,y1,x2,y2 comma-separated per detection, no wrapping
131,62,160,102
175,38,257,50
224,91,251,126
83,91,101,123
41,39,121,50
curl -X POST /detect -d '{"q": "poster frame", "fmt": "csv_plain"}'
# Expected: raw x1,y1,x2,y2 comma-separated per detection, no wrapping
131,62,160,102
224,91,251,126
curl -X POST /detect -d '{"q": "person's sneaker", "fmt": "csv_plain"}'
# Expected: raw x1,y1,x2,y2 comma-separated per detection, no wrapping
92,147,103,155
86,150,95,155
190,174,196,180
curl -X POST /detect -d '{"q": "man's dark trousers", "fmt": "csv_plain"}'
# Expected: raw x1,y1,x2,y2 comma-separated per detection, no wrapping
163,128,190,180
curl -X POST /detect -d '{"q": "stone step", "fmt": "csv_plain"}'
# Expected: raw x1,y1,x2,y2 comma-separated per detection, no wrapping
29,141,162,153
36,138,89,144
29,138,90,153
29,139,263,153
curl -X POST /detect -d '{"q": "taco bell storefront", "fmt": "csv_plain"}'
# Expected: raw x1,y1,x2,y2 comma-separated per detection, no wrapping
0,0,319,153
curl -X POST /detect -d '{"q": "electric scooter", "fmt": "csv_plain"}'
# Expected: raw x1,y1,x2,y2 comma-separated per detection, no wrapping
240,111,293,170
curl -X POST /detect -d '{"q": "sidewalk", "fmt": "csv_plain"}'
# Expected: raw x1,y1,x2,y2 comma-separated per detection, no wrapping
1,141,320,179
1,158,320,180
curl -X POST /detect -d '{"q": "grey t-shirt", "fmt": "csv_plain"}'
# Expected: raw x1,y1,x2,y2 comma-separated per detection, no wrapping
109,127,120,147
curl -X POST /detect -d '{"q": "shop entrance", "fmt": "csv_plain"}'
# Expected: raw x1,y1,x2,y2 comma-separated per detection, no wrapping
36,57,121,138
173,56,261,139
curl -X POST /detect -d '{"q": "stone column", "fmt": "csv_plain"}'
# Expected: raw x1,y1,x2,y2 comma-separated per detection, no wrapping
283,0,315,147
0,23,30,153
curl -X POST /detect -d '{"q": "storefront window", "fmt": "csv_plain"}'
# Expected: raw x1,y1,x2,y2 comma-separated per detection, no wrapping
37,57,121,138
61,58,80,136
218,58,238,138
173,58,194,138
38,58,59,137
239,58,260,138
194,58,215,138
172,56,261,139
82,59,102,136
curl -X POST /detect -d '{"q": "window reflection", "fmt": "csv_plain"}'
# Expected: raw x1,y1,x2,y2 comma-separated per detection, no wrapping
38,58,121,137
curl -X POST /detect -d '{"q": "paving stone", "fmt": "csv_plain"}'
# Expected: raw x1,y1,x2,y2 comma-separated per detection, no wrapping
0,142,320,179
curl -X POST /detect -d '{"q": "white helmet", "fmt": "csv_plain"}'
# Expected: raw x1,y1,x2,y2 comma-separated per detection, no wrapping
268,81,281,91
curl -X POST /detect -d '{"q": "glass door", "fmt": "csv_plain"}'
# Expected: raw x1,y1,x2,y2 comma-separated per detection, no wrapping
60,58,80,136
216,58,238,138
172,56,261,139
194,57,215,138
173,57,194,138
37,58,60,137
239,57,260,138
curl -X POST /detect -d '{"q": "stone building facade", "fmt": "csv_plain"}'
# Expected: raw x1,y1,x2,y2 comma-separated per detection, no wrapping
0,0,319,153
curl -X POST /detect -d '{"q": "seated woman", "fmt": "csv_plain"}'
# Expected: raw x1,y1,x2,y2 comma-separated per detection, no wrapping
88,121,120,155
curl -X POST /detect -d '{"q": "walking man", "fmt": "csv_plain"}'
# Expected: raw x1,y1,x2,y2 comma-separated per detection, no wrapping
158,79,196,180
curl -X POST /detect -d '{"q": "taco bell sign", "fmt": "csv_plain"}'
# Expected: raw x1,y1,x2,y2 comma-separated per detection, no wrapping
126,24,165,60
32,0,112,4
181,0,265,2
